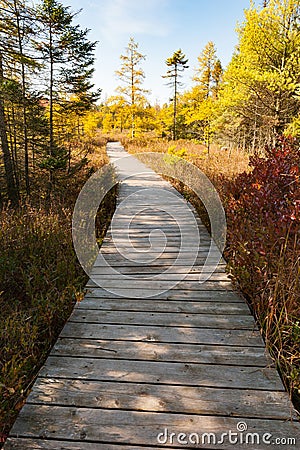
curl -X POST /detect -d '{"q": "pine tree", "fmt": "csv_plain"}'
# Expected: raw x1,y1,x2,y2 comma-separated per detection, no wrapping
181,42,222,148
11,0,37,195
194,41,222,99
116,37,149,138
36,0,75,167
36,0,99,199
0,0,99,205
163,49,188,140
0,0,36,203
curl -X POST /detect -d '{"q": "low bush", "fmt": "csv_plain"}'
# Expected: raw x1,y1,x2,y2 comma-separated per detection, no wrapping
223,137,300,405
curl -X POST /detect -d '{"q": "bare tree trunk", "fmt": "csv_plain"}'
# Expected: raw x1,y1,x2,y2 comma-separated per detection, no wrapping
14,0,30,195
46,23,54,207
0,54,19,205
173,65,178,141
252,102,258,152
10,103,20,193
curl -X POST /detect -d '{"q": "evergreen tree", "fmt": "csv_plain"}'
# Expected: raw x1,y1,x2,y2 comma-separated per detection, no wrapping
181,42,222,148
0,0,36,203
0,53,19,204
116,37,149,138
193,41,222,99
36,0,99,198
0,0,100,205
163,49,188,140
12,0,36,195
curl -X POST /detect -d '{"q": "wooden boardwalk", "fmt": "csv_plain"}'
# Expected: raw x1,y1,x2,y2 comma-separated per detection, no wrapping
4,142,300,449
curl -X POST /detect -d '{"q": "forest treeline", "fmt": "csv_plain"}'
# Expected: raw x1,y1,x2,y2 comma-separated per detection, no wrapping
100,0,300,148
0,0,100,207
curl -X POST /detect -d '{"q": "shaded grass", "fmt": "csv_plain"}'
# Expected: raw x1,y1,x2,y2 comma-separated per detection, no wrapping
0,135,117,440
0,206,85,434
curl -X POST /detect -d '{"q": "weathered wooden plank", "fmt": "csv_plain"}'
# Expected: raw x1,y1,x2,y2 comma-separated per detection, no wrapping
84,287,233,299
107,227,204,235
68,309,256,330
100,246,216,254
60,322,265,347
97,252,223,261
76,298,249,314
27,378,293,420
4,440,169,450
101,246,213,252
38,356,283,390
9,406,300,449
85,287,231,298
105,225,211,232
108,223,204,229
104,234,210,241
110,211,201,216
85,287,242,301
93,260,225,270
90,269,228,279
86,279,233,291
105,225,207,232
105,235,210,243
90,271,231,282
108,218,209,225
90,264,227,274
92,258,227,267
51,338,270,366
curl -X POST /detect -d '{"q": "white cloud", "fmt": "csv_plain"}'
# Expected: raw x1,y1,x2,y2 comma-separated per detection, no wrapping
97,0,171,44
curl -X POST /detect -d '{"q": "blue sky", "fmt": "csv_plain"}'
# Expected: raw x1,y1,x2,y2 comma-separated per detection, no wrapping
66,0,254,104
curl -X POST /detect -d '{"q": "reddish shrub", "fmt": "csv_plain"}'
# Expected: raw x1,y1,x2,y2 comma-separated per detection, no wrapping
225,137,299,294
223,137,300,402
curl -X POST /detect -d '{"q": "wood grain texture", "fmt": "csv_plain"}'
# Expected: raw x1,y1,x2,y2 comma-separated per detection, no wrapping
84,288,243,301
26,378,293,419
68,309,256,330
38,356,283,390
8,406,300,450
60,322,265,346
51,338,270,366
4,440,174,450
76,298,249,313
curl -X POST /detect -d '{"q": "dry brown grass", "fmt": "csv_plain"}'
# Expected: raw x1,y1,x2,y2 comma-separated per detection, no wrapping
122,137,250,179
